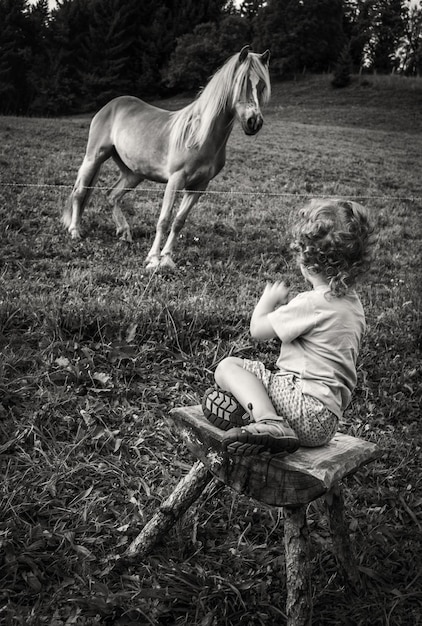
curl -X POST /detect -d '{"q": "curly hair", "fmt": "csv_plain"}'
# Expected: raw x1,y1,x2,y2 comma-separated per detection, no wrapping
290,198,375,297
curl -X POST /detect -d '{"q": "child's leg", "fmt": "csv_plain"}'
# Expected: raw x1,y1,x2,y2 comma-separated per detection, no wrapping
215,356,278,420
215,357,299,454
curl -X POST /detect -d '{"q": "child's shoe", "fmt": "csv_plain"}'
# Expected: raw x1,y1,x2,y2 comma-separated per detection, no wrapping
202,387,252,431
222,418,300,455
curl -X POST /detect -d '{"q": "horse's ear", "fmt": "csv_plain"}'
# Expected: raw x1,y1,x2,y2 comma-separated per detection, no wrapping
239,45,250,63
261,50,271,66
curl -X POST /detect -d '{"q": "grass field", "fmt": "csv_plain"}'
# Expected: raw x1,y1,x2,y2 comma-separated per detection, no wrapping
0,74,421,625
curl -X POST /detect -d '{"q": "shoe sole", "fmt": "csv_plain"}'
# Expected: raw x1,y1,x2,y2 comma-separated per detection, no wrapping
223,427,300,455
202,388,251,431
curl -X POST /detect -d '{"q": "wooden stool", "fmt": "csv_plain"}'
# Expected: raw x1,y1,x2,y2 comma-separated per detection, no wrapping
126,405,381,626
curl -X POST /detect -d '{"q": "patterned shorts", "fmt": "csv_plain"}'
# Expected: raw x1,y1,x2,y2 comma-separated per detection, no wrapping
243,359,339,447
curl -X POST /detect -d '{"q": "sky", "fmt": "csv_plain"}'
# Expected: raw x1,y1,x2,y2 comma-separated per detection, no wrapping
30,0,57,8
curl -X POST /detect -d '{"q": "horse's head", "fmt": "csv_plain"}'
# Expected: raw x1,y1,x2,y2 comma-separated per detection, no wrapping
170,46,271,152
234,46,271,136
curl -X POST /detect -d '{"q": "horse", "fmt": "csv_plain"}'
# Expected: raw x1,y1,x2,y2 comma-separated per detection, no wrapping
63,45,271,270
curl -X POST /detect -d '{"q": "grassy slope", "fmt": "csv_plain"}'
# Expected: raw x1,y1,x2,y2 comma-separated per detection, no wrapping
0,75,421,625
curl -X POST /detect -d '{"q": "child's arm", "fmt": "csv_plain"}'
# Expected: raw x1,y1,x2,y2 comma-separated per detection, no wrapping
250,281,290,340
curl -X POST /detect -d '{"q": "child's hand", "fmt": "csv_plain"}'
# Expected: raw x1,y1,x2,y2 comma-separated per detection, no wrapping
262,280,290,309
250,280,290,340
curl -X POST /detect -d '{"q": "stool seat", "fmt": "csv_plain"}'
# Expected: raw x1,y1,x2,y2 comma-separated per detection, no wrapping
170,405,380,507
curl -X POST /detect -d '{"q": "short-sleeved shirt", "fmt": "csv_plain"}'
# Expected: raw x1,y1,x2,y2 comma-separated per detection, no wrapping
267,286,365,418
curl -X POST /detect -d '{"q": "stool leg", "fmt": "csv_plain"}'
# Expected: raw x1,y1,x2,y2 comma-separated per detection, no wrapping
126,460,213,558
283,505,312,626
325,483,360,589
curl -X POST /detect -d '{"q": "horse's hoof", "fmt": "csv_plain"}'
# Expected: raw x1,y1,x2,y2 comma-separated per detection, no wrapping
159,255,176,271
70,229,81,240
117,229,133,243
145,256,160,272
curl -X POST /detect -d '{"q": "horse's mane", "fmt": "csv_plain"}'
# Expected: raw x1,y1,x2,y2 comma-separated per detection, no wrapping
169,52,271,151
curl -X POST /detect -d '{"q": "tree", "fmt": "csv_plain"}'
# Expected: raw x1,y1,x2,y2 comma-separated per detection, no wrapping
171,0,229,34
39,0,93,114
162,24,222,92
332,42,353,86
162,16,250,92
253,0,347,76
369,0,408,72
216,15,253,56
112,0,230,97
240,0,265,21
298,0,347,71
342,0,373,71
348,0,408,72
25,0,51,113
0,0,32,113
252,0,302,76
1,0,418,116
81,0,135,109
396,1,422,74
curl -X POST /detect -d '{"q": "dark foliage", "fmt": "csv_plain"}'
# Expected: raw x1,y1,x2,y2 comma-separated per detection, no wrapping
253,0,347,77
332,43,353,87
0,0,420,114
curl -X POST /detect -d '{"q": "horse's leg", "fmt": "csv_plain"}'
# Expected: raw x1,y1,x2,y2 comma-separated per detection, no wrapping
108,153,143,242
64,154,106,239
159,185,207,270
145,172,185,270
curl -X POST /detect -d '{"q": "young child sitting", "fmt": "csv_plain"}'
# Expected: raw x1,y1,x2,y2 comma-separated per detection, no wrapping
202,198,375,455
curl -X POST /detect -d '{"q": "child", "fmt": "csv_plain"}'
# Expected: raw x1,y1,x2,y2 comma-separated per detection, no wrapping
202,198,374,455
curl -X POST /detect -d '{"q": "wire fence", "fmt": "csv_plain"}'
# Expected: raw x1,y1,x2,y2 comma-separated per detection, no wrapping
0,181,421,202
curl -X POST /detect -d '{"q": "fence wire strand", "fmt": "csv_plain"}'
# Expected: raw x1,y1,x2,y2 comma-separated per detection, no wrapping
0,181,421,202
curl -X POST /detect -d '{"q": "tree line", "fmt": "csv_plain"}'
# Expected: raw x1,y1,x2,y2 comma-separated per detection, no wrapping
0,0,421,116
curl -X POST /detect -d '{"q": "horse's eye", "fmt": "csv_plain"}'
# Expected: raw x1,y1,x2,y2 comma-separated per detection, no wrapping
257,82,265,99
